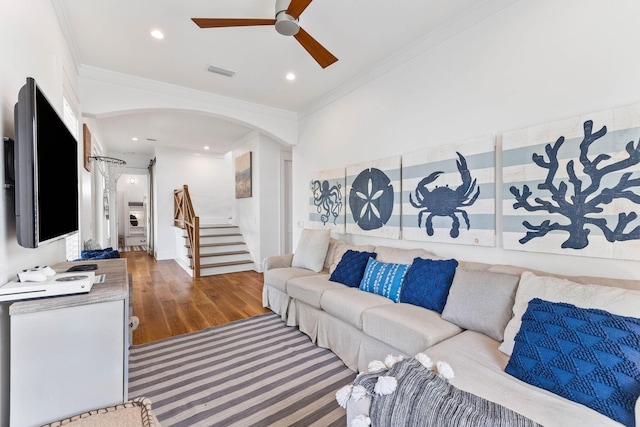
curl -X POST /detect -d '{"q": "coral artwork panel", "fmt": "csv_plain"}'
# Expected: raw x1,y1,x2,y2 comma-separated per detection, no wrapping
346,157,401,239
402,136,496,246
308,168,346,233
502,103,640,260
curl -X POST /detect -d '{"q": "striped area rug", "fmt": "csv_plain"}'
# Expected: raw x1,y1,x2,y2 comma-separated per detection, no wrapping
129,313,355,426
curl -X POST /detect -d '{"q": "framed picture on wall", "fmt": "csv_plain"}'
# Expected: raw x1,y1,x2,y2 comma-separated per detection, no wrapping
402,135,496,246
346,156,401,239
235,151,252,199
308,167,346,234
83,124,91,172
502,103,640,260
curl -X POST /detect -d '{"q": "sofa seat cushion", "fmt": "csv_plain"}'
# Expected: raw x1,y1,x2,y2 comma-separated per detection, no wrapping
263,267,322,293
362,303,462,356
425,331,624,427
320,288,393,329
287,274,344,309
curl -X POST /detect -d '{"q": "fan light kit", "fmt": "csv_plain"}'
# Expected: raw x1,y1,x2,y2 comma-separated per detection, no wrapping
192,0,337,69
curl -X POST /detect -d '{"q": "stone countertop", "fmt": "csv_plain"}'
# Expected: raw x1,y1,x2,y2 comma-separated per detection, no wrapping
9,258,129,316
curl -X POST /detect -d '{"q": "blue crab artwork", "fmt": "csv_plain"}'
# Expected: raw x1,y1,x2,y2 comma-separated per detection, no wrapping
349,168,394,231
410,152,480,238
310,179,342,225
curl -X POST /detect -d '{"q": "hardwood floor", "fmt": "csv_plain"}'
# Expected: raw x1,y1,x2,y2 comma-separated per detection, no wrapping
122,251,269,345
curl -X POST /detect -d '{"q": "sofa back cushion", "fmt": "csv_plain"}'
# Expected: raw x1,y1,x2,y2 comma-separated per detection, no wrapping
373,246,440,264
323,238,344,271
399,258,459,313
291,229,331,273
441,269,520,341
330,244,376,273
505,298,640,427
500,271,640,356
329,250,377,288
358,258,409,302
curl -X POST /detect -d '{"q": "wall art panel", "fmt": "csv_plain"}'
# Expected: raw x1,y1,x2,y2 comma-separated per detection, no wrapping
402,136,496,246
502,103,640,260
308,168,346,233
346,157,401,239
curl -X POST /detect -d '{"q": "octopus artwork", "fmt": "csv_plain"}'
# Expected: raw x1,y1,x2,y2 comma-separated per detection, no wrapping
410,152,480,238
311,179,343,225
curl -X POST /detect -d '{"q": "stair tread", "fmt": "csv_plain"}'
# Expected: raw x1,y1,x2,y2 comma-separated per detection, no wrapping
200,224,239,229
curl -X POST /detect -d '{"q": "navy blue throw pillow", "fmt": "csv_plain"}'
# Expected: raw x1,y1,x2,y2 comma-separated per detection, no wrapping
399,257,458,313
505,298,640,427
329,250,377,288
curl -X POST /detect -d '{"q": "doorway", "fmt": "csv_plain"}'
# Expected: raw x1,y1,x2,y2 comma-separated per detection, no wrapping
281,152,293,254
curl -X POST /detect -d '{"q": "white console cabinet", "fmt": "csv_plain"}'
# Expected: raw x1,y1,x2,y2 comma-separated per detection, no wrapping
9,259,129,427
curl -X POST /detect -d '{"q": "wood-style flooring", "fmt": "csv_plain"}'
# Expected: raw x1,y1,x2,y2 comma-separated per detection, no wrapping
122,251,269,345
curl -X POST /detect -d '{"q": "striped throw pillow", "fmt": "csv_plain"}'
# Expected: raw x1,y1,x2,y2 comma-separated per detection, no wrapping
359,258,409,302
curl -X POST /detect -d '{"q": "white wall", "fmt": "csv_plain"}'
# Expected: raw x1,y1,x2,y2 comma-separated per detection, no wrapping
154,147,233,260
294,0,640,280
232,133,291,269
0,1,84,423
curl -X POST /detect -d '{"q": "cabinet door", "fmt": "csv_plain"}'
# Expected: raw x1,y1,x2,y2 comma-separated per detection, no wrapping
10,300,125,427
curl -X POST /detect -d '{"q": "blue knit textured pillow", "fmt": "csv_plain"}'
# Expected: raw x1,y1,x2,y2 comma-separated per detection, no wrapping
505,298,640,427
358,258,409,302
329,250,377,288
399,258,458,313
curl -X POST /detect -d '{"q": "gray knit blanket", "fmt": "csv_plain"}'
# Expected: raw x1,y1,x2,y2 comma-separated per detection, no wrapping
354,358,541,427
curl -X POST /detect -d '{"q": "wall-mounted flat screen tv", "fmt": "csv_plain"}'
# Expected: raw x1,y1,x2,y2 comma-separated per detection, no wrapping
14,77,79,248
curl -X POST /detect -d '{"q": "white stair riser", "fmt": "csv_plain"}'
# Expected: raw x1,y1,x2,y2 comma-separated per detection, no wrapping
199,227,240,237
201,253,252,264
199,234,243,244
200,263,255,276
199,244,247,255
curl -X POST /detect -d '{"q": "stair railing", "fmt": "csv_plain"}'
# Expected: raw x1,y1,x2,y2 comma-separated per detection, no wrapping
174,185,201,277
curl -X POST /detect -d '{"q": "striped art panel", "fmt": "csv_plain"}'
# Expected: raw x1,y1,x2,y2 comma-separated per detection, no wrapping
502,103,640,260
402,136,496,246
308,168,346,234
346,156,402,239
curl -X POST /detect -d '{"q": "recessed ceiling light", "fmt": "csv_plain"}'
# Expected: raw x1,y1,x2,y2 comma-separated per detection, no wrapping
204,146,210,150
151,29,164,40
132,137,138,141
286,73,296,81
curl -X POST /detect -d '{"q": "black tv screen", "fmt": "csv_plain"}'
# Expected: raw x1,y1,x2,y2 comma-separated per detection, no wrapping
14,77,79,248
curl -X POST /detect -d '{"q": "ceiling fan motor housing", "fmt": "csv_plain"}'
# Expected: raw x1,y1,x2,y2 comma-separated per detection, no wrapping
275,0,300,36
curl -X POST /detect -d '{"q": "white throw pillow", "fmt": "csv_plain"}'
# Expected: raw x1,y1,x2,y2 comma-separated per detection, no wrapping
499,271,640,356
291,229,331,273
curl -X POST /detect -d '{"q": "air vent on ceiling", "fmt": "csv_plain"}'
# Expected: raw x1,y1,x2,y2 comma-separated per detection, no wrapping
207,65,236,78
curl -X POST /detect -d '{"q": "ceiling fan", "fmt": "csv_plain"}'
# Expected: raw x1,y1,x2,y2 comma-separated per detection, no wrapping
192,0,338,69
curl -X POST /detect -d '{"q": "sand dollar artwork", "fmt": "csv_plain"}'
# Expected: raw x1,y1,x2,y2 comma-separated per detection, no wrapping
349,167,394,230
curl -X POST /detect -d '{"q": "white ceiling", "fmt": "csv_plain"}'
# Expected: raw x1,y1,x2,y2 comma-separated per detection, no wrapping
55,0,498,157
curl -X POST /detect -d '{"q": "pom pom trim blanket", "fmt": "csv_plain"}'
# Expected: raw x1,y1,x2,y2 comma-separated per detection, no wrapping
353,358,540,427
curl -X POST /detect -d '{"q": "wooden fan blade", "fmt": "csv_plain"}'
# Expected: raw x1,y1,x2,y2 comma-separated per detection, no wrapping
191,18,276,28
286,0,313,19
293,27,338,68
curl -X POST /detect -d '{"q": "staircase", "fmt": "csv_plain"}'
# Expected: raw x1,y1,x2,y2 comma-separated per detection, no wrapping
185,224,255,276
174,185,254,277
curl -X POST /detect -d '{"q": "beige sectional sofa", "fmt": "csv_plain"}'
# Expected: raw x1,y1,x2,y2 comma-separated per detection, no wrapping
262,232,640,427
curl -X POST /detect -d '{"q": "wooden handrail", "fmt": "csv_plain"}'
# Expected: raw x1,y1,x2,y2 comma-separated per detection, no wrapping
174,185,200,277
